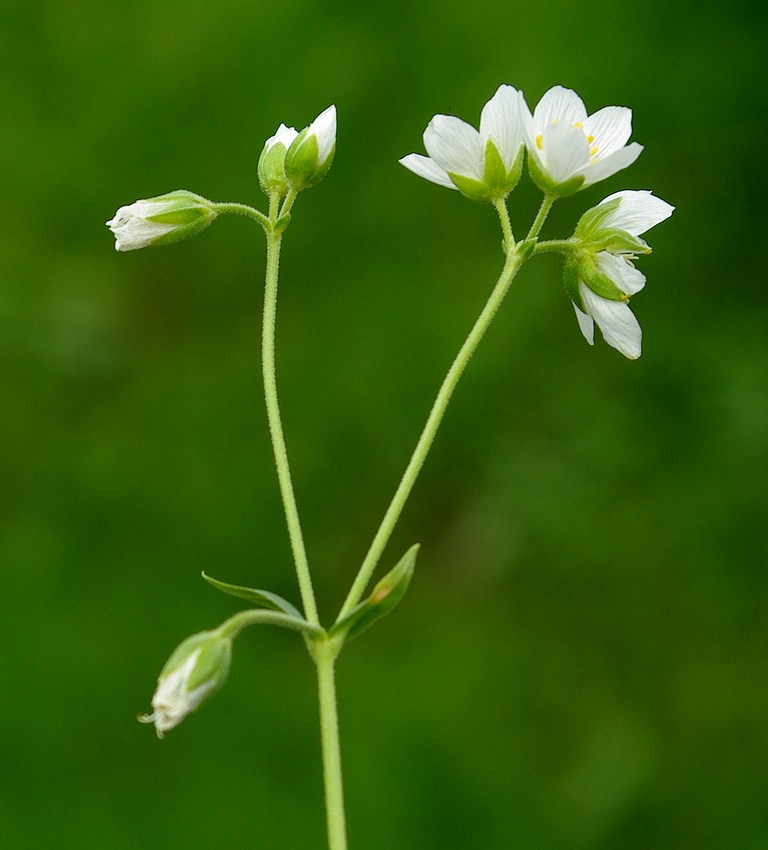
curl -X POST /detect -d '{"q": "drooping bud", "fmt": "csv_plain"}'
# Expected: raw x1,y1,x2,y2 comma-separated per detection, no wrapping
139,630,231,737
106,191,217,252
284,105,337,191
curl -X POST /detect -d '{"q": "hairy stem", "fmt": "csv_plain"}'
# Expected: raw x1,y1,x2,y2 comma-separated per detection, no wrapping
337,245,525,620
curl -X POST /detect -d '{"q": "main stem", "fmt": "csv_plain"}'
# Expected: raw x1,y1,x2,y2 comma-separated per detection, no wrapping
314,641,347,850
262,220,320,626
338,227,525,619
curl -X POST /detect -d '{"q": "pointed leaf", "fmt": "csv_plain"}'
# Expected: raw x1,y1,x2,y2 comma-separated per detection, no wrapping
330,545,419,642
201,572,303,619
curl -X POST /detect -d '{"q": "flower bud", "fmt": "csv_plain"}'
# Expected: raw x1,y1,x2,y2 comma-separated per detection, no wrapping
106,191,217,252
258,123,300,197
284,105,337,190
140,630,231,737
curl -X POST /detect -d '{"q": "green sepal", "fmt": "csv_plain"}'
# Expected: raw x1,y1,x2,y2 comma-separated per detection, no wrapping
142,191,218,246
587,228,650,256
526,151,584,197
330,545,419,642
483,139,507,197
447,172,494,203
201,572,303,619
503,144,525,194
285,131,335,190
159,630,231,692
258,142,290,196
574,197,622,239
562,255,585,311
578,254,626,302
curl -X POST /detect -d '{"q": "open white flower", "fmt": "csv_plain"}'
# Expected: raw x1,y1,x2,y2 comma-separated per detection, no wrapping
140,630,231,737
570,191,674,359
399,85,526,202
523,86,644,196
106,191,217,252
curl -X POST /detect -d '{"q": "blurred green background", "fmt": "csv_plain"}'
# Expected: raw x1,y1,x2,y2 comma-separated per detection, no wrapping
2,0,767,847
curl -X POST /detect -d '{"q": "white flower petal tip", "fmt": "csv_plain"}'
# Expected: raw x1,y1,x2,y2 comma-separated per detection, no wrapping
577,284,642,360
525,86,643,194
400,85,526,201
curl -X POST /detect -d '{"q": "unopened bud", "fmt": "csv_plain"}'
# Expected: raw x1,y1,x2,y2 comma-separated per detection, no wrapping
139,630,231,737
106,191,217,252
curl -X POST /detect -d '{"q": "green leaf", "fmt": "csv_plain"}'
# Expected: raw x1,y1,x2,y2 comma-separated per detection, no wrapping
201,572,303,619
330,545,419,643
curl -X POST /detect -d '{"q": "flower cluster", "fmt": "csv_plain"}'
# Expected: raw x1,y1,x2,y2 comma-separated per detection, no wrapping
399,85,644,201
400,84,673,358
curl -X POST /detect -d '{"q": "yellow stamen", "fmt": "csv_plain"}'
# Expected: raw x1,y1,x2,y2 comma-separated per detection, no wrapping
535,134,544,151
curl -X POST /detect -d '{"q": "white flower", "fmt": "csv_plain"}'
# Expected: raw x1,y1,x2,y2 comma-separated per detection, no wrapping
399,85,527,201
523,86,644,195
284,105,337,189
106,191,217,252
571,191,674,359
139,631,231,737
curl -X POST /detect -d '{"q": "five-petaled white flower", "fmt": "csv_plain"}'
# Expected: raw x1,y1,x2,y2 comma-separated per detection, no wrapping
106,191,217,252
570,190,674,359
523,86,644,196
399,85,527,202
140,630,231,737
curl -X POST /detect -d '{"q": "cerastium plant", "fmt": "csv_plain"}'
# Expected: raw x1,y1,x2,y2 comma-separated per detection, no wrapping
107,86,673,849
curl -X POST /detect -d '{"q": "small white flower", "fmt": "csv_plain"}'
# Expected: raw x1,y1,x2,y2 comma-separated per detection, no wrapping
140,630,231,737
284,105,337,189
106,191,217,252
523,86,644,195
399,85,526,201
571,190,674,359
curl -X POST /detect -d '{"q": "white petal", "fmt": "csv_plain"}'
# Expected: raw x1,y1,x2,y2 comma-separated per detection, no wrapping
479,85,525,168
599,190,675,235
573,302,595,345
595,252,646,295
424,115,484,180
309,105,336,163
580,284,642,359
583,106,632,157
266,123,299,150
583,141,643,185
533,86,587,132
540,121,591,184
398,153,457,189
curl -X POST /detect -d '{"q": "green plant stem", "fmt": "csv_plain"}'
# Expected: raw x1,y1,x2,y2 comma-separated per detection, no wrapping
213,202,269,229
263,219,320,627
337,244,526,620
526,193,556,241
314,640,348,850
533,238,576,255
218,609,325,639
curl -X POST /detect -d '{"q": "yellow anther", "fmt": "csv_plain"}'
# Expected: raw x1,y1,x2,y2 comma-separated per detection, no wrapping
573,121,584,130
535,134,544,151
587,134,595,144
